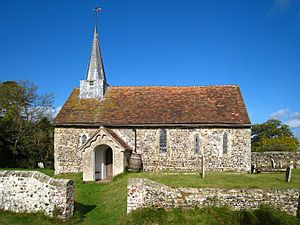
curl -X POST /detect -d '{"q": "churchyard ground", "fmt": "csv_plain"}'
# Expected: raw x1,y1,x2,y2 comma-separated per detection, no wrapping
0,168,300,225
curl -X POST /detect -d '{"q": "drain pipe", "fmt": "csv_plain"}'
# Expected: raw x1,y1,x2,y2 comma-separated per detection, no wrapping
134,128,137,153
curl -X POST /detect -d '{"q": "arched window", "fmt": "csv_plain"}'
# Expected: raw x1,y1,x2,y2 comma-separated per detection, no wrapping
194,134,201,155
223,132,228,154
159,129,167,155
81,134,88,146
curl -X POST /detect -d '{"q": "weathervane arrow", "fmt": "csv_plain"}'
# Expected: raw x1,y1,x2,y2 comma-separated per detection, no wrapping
93,7,102,12
93,5,102,29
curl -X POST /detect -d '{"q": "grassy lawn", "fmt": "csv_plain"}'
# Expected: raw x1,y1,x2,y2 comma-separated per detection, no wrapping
130,169,300,189
0,169,299,225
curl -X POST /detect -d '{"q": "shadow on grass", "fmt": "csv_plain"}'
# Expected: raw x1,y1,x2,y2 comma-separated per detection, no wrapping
74,202,96,219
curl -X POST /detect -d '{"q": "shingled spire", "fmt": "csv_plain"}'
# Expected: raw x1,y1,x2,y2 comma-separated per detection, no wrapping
85,27,106,82
79,20,108,99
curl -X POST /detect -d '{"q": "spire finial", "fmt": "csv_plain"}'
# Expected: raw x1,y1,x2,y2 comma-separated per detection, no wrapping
92,5,102,30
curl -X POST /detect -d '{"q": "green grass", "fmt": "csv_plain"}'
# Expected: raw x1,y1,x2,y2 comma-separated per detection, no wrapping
141,169,300,189
0,169,300,224
124,206,300,225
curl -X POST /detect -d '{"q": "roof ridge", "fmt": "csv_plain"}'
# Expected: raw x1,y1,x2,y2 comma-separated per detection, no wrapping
108,84,239,88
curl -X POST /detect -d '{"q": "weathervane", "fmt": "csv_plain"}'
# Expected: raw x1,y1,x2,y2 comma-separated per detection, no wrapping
92,5,102,29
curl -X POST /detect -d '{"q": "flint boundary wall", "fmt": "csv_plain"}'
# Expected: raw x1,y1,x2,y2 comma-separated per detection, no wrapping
0,171,74,219
127,178,300,216
252,152,300,170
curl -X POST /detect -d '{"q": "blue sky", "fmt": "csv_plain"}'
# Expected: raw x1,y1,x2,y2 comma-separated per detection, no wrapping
0,0,299,137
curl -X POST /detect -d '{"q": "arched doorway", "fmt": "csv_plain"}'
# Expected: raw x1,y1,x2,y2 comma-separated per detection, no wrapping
94,145,113,180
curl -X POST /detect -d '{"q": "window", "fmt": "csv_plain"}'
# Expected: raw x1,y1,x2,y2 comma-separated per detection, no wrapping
159,129,167,155
223,132,228,154
81,134,88,146
89,81,94,85
194,134,201,155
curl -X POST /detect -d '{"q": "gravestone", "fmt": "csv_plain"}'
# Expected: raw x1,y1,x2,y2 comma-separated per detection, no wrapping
37,162,44,169
251,164,256,173
271,158,276,169
201,155,205,178
251,164,261,174
285,165,292,182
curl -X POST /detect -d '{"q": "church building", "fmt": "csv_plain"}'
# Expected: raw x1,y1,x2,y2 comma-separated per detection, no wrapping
54,26,251,181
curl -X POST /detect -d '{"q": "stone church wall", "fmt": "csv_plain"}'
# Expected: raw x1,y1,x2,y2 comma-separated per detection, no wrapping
0,170,74,219
110,127,251,172
54,127,251,174
132,128,251,172
54,127,97,174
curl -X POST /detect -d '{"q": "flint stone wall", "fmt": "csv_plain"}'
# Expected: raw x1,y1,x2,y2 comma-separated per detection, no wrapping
127,178,300,216
252,152,300,170
54,127,251,174
54,127,97,174
134,128,251,172
0,170,74,219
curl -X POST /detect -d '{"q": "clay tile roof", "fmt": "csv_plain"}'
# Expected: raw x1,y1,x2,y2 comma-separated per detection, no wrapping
54,85,251,126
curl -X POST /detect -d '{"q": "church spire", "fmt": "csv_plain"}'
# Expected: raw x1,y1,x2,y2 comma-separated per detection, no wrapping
85,26,106,82
79,7,108,99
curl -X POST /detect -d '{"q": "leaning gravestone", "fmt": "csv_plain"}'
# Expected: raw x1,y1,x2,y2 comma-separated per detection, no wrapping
285,165,292,182
271,158,276,169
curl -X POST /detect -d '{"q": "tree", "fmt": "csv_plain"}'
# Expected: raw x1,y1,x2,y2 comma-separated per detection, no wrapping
251,119,299,152
0,80,54,167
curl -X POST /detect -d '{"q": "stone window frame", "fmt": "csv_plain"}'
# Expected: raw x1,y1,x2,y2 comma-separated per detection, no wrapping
194,134,201,155
223,132,229,155
79,133,89,148
159,129,167,157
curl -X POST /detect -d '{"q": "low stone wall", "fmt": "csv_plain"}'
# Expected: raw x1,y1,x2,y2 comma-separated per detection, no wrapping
127,178,300,216
251,152,300,170
0,171,74,219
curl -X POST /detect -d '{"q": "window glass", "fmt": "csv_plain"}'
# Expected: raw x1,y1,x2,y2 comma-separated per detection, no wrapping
81,134,87,145
195,134,200,155
223,132,228,154
159,129,167,155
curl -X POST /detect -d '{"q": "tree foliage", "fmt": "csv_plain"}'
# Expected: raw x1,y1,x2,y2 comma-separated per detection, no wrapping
0,80,54,168
251,119,299,152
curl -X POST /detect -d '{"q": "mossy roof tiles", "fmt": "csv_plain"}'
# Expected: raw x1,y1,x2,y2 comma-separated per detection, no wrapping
54,85,251,126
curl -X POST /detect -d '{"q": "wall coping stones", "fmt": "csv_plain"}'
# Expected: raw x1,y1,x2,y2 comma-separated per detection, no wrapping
0,170,73,187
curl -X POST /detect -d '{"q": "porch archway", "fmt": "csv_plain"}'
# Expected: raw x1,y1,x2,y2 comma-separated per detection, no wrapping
81,127,132,181
94,144,113,180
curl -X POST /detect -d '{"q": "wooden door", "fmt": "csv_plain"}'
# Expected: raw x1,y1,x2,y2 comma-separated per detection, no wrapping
105,148,113,179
